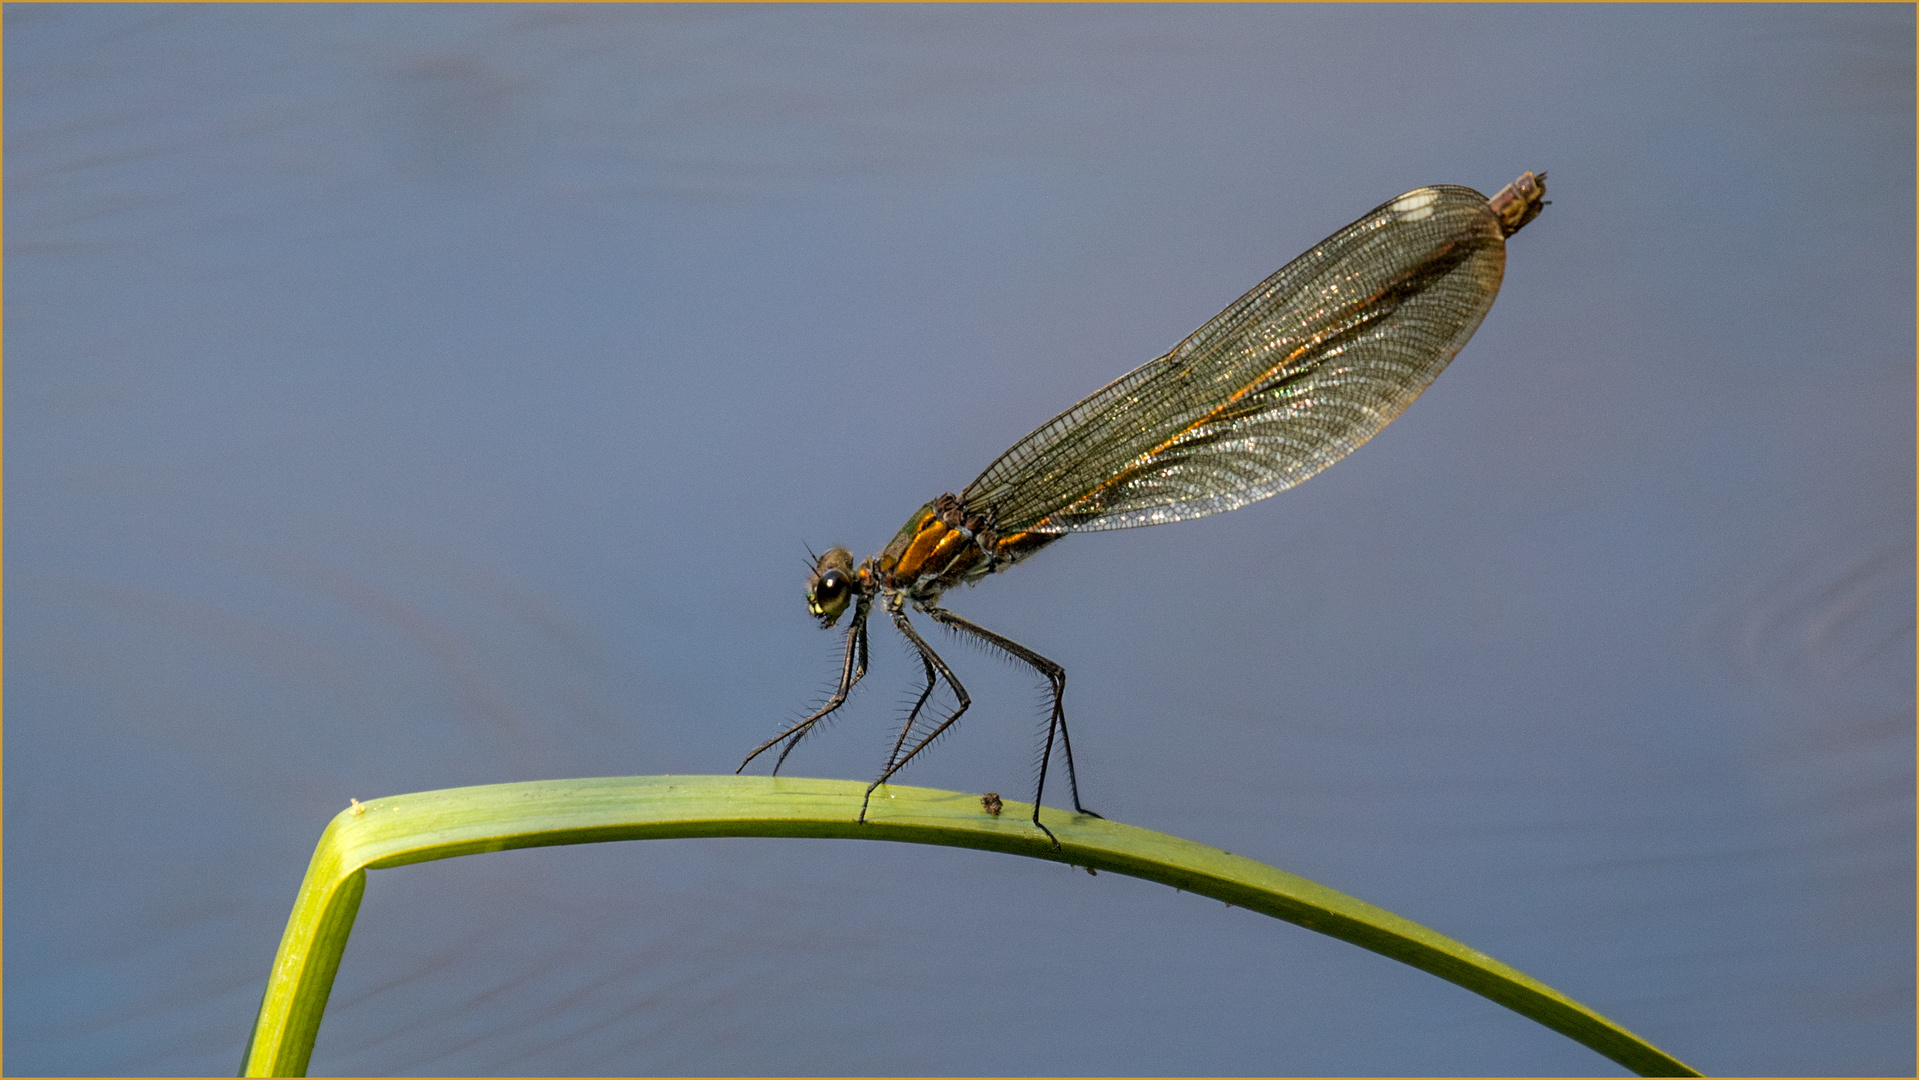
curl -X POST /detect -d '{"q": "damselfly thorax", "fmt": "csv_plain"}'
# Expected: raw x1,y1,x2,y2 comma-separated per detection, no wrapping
739,172,1550,846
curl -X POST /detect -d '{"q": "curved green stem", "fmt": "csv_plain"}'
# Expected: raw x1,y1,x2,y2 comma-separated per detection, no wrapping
242,775,1697,1077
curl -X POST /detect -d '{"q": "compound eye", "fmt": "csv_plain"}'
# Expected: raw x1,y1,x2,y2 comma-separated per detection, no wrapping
807,566,855,627
814,569,848,603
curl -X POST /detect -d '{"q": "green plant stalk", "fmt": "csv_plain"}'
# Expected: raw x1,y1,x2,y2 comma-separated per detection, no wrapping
242,774,1698,1077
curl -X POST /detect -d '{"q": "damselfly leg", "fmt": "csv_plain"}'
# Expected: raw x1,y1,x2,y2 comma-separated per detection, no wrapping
860,607,972,825
856,603,1098,848
882,642,941,784
926,606,1101,833
739,596,871,775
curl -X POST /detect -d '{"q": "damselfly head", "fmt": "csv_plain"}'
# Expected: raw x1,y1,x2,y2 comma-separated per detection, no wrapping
806,546,857,627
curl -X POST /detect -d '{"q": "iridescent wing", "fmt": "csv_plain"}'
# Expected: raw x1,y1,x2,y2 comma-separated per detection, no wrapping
962,179,1538,534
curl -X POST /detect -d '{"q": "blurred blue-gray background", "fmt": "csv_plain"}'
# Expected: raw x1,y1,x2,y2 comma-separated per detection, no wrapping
7,5,1912,1075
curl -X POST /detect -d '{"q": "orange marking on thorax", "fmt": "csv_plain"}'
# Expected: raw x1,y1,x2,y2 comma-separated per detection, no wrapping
894,516,954,581
926,525,972,567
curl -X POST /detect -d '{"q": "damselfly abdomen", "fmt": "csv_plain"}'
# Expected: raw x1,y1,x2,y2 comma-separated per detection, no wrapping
740,172,1549,845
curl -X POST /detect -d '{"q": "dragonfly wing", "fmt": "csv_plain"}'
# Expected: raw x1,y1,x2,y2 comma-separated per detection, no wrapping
963,184,1513,534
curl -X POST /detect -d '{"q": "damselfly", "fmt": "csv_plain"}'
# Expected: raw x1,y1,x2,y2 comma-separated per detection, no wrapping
740,172,1549,845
